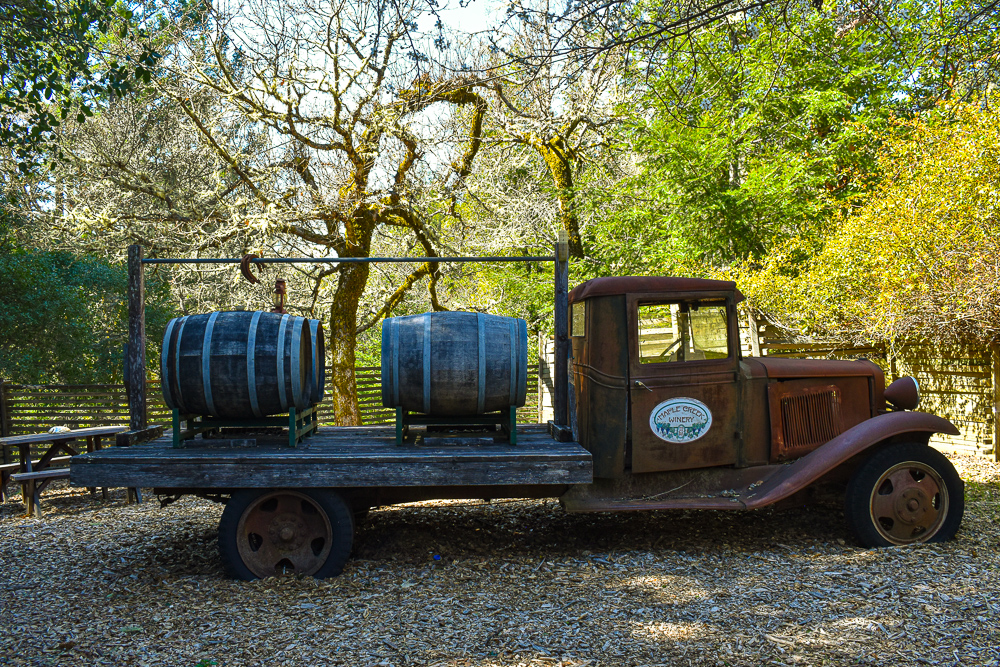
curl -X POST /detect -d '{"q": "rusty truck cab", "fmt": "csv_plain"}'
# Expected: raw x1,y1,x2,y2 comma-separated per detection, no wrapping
566,276,963,548
570,277,888,478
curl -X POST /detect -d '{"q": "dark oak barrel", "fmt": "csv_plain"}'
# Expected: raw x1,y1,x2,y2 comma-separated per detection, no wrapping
308,319,326,404
161,311,313,419
380,312,528,415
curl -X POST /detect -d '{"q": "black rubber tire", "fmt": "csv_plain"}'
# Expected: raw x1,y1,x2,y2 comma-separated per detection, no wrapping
218,488,354,580
845,442,964,547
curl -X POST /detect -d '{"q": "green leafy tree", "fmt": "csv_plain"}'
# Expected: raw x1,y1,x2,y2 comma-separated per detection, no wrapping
603,3,903,274
734,100,1000,346
0,0,157,171
36,0,493,423
0,202,176,383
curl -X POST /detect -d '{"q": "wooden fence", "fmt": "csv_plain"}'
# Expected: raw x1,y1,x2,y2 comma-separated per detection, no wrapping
0,365,542,437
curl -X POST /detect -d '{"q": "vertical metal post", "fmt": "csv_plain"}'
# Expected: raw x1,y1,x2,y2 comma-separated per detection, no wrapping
127,245,147,431
553,233,570,426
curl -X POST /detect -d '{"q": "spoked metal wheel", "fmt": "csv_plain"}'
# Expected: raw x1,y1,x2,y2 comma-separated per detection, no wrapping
868,461,948,544
846,442,964,547
219,489,354,580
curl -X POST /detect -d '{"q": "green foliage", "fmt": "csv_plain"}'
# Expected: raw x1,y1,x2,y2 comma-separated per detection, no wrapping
734,100,1000,345
595,0,1000,278
0,209,176,383
602,3,902,275
0,0,158,172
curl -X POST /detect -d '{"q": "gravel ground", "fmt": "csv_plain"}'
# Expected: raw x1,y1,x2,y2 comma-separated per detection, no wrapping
1,454,998,667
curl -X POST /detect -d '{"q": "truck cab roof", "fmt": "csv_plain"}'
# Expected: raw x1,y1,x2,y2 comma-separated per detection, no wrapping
568,276,745,303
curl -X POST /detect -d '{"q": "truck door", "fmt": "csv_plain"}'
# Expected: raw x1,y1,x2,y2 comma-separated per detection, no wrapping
628,295,741,473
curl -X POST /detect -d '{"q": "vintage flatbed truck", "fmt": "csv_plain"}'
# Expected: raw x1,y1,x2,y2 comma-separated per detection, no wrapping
70,243,964,579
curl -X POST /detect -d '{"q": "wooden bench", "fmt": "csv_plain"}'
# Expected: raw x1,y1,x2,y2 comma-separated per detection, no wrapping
1,456,112,504
12,469,71,481
0,456,73,500
0,426,129,517
11,467,72,510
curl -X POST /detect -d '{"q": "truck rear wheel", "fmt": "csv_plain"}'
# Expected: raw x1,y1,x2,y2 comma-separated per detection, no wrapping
845,442,964,547
219,489,354,580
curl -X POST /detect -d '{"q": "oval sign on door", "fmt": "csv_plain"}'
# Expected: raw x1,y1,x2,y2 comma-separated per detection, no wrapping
649,397,713,443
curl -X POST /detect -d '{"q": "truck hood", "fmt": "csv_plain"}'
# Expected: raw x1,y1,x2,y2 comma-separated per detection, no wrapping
754,357,880,379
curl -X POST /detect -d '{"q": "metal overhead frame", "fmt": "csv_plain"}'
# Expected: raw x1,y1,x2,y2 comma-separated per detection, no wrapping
126,239,571,433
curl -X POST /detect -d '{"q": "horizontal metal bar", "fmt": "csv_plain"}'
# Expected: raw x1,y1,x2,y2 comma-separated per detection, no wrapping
142,255,556,265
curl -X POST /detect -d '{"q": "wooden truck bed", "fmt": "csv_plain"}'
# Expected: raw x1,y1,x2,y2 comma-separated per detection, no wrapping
69,424,593,490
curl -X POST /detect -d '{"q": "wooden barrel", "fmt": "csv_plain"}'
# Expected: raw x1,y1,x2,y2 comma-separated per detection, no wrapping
161,311,313,419
380,312,528,415
308,319,326,404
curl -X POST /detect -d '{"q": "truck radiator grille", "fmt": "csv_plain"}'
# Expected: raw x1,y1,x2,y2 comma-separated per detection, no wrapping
769,384,842,461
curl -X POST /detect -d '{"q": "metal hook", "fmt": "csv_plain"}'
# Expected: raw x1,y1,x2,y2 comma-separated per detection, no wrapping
240,254,260,284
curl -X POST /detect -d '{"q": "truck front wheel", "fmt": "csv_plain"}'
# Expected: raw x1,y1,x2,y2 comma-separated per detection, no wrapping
845,442,964,547
219,489,354,580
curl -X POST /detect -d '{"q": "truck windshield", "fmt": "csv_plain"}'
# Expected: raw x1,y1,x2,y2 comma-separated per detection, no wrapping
638,300,729,363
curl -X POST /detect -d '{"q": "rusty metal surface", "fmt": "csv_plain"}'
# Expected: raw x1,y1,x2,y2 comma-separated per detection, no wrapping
740,358,769,378
868,460,949,544
240,254,261,284
626,294,743,473
630,372,741,472
756,357,882,379
563,411,958,512
237,490,333,578
885,376,920,410
767,376,875,462
742,411,959,509
739,368,772,466
561,465,782,512
568,277,745,304
769,383,842,461
571,295,630,478
271,279,288,314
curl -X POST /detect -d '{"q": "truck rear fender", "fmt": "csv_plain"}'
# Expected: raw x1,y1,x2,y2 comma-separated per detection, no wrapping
741,411,959,509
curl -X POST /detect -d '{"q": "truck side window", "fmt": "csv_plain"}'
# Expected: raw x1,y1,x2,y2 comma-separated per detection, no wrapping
638,300,729,363
571,301,586,337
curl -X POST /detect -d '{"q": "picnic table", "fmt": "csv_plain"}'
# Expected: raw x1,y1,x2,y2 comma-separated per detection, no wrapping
0,426,131,517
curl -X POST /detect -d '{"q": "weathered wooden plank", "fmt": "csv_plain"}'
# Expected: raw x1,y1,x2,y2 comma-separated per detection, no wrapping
0,378,9,438
6,393,128,401
4,384,129,391
0,426,127,446
73,445,591,464
116,425,165,447
7,407,129,414
0,455,73,473
13,468,72,482
72,458,591,488
71,423,592,490
73,426,580,456
127,245,147,431
553,238,569,427
76,434,579,457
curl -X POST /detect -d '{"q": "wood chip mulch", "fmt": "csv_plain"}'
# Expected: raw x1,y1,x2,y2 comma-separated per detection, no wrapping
1,454,998,667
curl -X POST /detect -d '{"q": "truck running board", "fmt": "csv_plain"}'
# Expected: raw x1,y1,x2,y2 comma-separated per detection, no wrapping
560,465,788,512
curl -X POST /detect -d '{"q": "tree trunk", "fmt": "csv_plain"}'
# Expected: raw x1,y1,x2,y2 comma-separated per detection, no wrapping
328,262,370,425
536,136,585,258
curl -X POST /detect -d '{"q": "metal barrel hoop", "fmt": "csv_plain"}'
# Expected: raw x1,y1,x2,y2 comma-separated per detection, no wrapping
201,312,220,416
247,311,263,418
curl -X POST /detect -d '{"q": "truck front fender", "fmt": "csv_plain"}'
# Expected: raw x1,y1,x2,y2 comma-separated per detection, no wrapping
741,411,959,509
